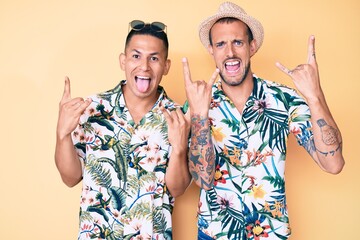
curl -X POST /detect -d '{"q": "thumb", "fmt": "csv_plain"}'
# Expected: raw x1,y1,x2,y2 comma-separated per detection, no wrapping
208,68,220,87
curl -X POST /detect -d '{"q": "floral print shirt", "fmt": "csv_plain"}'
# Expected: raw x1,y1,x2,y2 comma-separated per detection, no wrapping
72,81,178,240
197,75,313,240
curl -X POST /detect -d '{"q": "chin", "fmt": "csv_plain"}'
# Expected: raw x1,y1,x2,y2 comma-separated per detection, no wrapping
223,77,245,86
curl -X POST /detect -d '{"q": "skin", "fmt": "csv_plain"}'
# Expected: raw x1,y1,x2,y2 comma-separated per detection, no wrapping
55,76,91,187
119,35,171,123
276,35,344,173
185,19,344,190
55,34,191,197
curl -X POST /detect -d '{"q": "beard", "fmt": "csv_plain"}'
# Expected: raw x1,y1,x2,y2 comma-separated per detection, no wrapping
220,61,251,87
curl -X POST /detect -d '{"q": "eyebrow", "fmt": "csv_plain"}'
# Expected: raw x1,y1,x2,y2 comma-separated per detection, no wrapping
231,39,244,44
130,49,160,56
215,38,243,45
214,40,224,45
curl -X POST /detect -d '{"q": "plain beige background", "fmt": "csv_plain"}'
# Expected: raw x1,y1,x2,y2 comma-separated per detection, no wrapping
0,0,359,239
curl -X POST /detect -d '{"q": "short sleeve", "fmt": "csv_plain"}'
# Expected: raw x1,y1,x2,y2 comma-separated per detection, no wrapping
71,102,92,172
71,122,86,171
288,90,313,148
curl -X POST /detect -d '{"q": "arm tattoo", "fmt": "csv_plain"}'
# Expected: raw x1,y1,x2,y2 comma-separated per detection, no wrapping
189,114,215,189
316,141,342,157
304,119,342,158
317,119,338,145
303,137,316,156
304,138,342,157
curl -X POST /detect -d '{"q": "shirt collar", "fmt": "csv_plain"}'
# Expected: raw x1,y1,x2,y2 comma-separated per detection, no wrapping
118,80,166,111
212,74,261,105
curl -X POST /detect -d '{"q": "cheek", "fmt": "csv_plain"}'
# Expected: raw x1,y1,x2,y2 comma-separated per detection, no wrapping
213,49,227,58
213,54,225,67
155,65,165,76
212,52,221,61
153,64,167,75
127,62,140,73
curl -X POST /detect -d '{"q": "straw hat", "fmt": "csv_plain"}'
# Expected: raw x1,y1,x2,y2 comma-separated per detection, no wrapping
199,1,264,52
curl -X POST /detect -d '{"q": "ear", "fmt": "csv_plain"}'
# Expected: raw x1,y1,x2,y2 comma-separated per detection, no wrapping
207,44,214,56
163,59,171,75
119,53,126,71
249,39,257,57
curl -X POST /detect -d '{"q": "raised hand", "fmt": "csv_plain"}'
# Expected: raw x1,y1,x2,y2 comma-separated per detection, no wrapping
182,57,217,190
57,76,91,140
276,35,322,102
182,57,219,115
161,107,192,197
161,107,190,154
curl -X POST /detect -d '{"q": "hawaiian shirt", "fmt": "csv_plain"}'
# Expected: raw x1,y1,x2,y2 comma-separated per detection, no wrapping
72,81,178,240
197,75,313,240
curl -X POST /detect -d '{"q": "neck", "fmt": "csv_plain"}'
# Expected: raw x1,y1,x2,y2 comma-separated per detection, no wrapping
122,86,160,123
222,73,253,99
221,72,254,113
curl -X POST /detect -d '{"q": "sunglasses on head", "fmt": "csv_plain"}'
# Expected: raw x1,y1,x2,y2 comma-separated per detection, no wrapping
129,20,167,33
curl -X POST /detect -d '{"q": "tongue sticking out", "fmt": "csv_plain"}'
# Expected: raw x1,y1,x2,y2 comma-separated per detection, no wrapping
136,77,150,93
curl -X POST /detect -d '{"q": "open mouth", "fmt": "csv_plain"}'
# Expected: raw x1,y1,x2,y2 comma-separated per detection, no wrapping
225,60,241,73
135,76,151,93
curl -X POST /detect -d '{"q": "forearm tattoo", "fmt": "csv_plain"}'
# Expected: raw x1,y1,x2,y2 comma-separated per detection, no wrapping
317,119,338,145
189,114,215,189
305,118,342,157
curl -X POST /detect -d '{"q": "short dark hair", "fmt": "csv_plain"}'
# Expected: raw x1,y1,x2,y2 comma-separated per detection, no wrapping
125,24,169,58
209,17,254,46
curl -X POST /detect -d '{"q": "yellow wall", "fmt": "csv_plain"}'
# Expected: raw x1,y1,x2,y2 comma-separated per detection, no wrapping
0,0,359,239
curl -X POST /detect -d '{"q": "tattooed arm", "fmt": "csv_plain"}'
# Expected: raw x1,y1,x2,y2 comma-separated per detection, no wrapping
189,114,216,189
305,97,344,173
182,58,219,189
277,36,344,174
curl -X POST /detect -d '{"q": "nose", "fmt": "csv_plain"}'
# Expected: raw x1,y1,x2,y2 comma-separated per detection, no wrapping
139,59,150,71
225,44,234,58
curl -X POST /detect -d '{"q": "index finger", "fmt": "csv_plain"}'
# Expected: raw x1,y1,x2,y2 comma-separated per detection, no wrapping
307,35,316,64
275,62,292,76
62,76,71,100
182,57,193,87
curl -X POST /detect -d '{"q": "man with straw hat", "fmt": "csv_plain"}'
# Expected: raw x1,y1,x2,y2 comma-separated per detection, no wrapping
182,2,345,239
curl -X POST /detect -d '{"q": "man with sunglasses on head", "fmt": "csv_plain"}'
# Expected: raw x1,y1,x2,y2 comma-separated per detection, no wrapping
55,20,191,239
183,2,345,239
